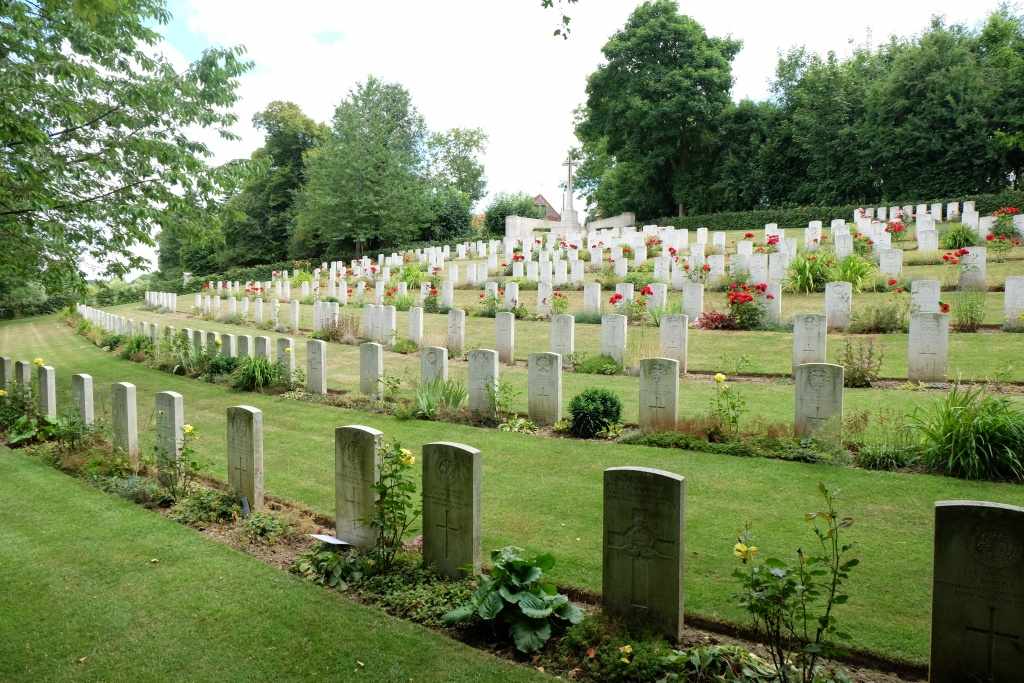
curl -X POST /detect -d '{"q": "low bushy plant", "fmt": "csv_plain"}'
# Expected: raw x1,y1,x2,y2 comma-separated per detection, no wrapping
414,378,467,419
572,353,623,375
940,222,979,250
951,292,985,332
830,255,876,292
569,389,622,438
785,252,834,294
848,296,908,333
392,338,418,354
242,511,289,544
911,385,1024,481
568,388,623,438
170,488,241,527
835,338,883,388
443,546,583,653
231,357,291,392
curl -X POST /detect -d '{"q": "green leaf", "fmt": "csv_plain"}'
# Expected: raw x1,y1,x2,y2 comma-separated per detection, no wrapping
517,591,554,619
477,590,505,620
555,601,584,624
498,585,523,603
534,553,556,572
442,603,476,625
509,616,552,653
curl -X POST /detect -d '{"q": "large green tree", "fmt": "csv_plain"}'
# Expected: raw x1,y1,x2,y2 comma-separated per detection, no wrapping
293,77,434,258
575,0,740,217
217,101,325,265
0,0,250,290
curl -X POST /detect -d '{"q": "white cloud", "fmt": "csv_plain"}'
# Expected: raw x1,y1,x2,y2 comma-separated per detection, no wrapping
111,0,1001,278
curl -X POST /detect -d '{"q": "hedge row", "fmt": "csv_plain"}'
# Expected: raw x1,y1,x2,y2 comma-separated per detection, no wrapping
650,189,1024,231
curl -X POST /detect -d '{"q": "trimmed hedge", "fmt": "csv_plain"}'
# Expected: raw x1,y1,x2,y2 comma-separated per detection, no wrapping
651,189,1024,230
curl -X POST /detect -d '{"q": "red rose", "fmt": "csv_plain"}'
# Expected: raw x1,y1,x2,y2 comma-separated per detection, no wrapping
744,232,754,239
702,263,710,272
939,302,950,313
887,278,897,286
641,285,654,296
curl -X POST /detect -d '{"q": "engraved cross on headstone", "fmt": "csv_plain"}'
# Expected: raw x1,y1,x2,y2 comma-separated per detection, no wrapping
966,606,1020,678
436,508,461,560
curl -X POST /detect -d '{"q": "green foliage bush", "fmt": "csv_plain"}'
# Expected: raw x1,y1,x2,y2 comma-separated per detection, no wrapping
414,379,467,419
912,385,1024,481
568,388,623,438
242,511,289,543
940,223,979,250
443,546,583,653
170,488,241,527
951,292,985,332
848,297,908,333
230,357,292,392
572,353,623,376
835,338,883,388
483,192,545,236
830,255,876,292
784,252,833,294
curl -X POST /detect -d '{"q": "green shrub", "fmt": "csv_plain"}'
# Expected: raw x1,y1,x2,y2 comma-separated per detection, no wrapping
830,255,876,292
573,311,602,325
483,192,544,236
170,488,241,526
231,357,291,392
242,511,289,543
784,252,834,294
835,338,883,388
568,388,623,438
848,297,908,333
205,354,239,378
91,474,173,508
951,292,985,332
414,378,468,419
572,353,623,376
940,223,979,250
119,334,153,361
291,543,372,590
392,338,418,354
911,385,1024,481
443,546,583,653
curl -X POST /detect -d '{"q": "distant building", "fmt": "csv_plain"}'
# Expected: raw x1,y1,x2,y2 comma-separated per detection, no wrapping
533,195,561,222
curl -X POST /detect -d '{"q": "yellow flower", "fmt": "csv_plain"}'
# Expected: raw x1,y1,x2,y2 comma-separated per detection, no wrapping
284,347,292,353
215,339,222,346
399,447,415,466
618,645,633,655
734,542,759,562
182,424,195,436
0,389,7,397
714,373,726,384
32,357,44,367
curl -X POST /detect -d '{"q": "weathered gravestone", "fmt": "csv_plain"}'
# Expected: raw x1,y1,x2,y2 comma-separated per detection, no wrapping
421,346,448,383
37,365,56,419
408,306,424,345
360,342,383,398
639,359,679,431
335,425,382,548
111,382,139,465
792,314,827,372
929,501,1024,683
227,405,264,510
794,363,844,436
959,247,988,291
447,308,466,356
825,282,853,331
254,336,270,359
422,442,481,579
658,315,688,373
911,279,941,314
307,339,327,395
237,334,253,358
527,352,562,426
14,360,31,387
908,313,949,382
682,282,703,321
71,373,94,425
603,467,685,641
496,311,515,365
1004,276,1024,330
467,349,499,416
550,313,575,360
0,357,12,388
601,314,628,364
276,337,295,376
154,391,184,486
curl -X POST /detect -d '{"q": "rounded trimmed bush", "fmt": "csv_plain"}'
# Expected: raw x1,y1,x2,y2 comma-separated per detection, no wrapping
568,388,623,439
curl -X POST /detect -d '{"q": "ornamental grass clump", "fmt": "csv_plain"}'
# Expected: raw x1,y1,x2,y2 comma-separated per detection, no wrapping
911,385,1024,481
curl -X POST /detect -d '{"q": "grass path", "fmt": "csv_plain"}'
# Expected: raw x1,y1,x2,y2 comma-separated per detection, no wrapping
0,451,542,682
5,314,1024,664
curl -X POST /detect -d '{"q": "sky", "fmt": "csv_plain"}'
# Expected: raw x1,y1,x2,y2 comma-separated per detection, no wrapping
120,0,1005,275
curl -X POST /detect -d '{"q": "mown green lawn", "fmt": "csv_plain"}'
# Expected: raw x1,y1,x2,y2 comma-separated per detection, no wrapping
5,314,1024,664
0,450,542,682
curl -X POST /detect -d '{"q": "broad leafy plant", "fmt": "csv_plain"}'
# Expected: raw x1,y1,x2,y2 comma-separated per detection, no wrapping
443,546,583,653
